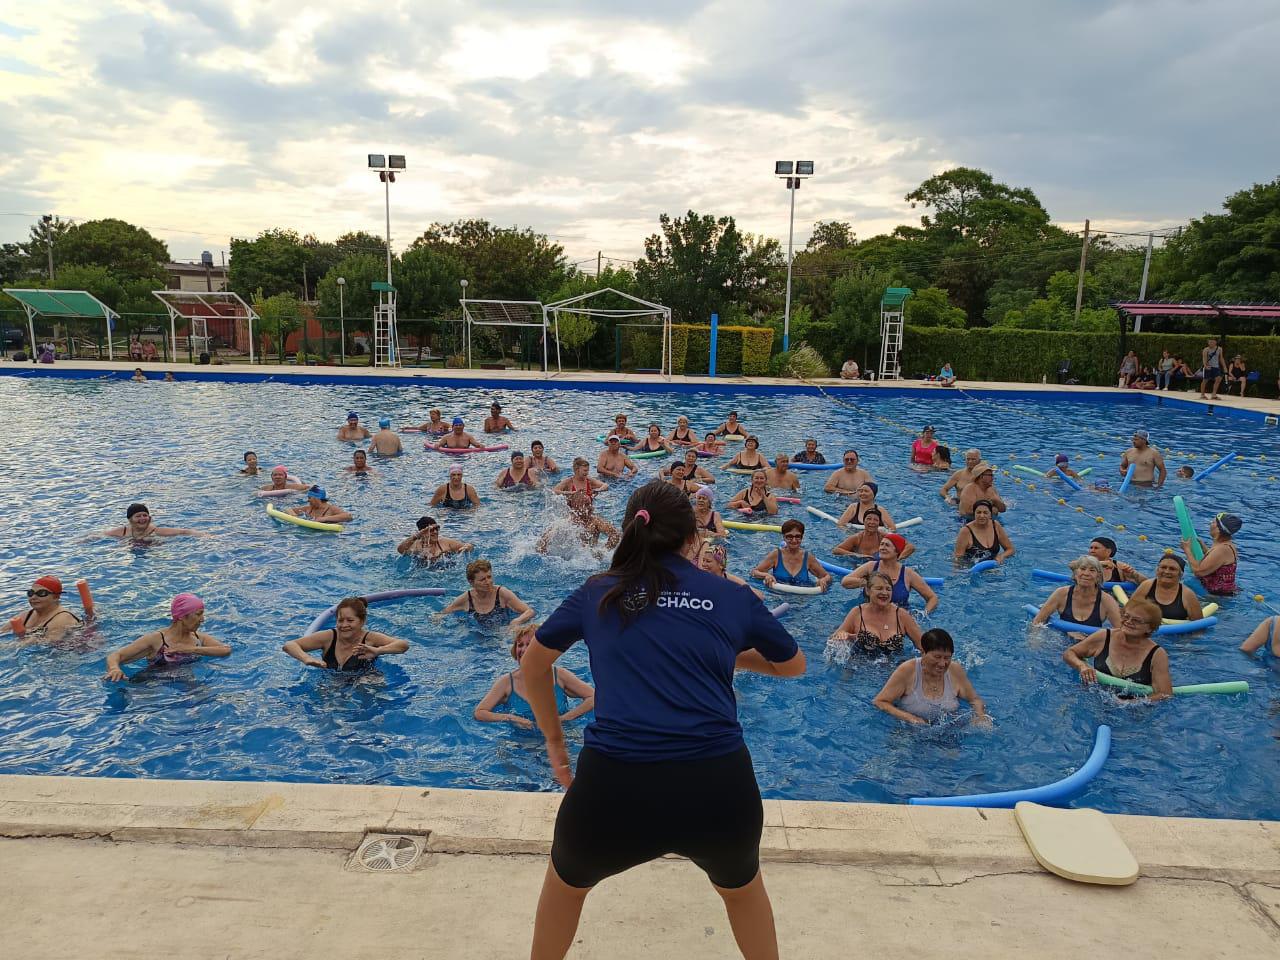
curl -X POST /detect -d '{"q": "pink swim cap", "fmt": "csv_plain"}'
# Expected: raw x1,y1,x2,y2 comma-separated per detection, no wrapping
271,465,288,475
170,593,204,620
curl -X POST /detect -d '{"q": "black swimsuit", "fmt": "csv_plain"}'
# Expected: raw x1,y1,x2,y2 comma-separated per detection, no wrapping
1146,584,1189,621
21,608,81,637
1094,629,1160,686
323,629,372,672
961,522,998,562
1063,584,1105,627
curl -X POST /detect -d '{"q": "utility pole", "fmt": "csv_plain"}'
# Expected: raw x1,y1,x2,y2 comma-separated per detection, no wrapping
597,251,602,277
1073,218,1090,325
41,214,54,280
1134,232,1154,333
302,263,308,301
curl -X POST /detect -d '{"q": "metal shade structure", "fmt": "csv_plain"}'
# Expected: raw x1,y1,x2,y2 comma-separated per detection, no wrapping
1112,300,1280,361
545,287,672,379
3,288,120,359
152,290,258,362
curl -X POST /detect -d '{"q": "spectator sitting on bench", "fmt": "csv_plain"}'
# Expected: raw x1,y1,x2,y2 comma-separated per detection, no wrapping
840,358,860,380
1131,366,1156,390
1171,357,1192,390
1225,355,1249,396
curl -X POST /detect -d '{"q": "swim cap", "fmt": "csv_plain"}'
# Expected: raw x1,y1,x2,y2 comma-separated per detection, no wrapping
307,485,328,501
606,435,620,442
510,450,524,460
1094,479,1111,490
126,502,149,519
862,481,879,495
416,516,436,530
170,593,204,620
922,424,934,432
1055,454,1069,463
379,417,391,428
452,417,464,425
1215,513,1242,535
448,464,464,475
1133,430,1149,440
883,533,907,555
347,412,359,421
1091,536,1118,556
271,465,288,476
33,575,63,595
695,485,715,501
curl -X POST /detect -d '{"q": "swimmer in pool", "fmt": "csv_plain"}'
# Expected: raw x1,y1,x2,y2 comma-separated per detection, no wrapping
419,409,450,435
957,463,1007,519
553,457,609,497
833,508,913,560
711,410,747,437
953,500,1015,564
837,482,896,530
927,445,952,473
1118,429,1166,488
824,450,874,494
484,402,515,433
1062,598,1171,700
432,465,482,509
102,503,206,542
367,418,404,456
495,451,540,490
840,535,939,614
664,462,701,496
131,368,147,382
1241,615,1280,657
528,440,559,474
793,438,826,465
873,628,988,724
697,540,764,599
473,626,595,729
437,418,486,450
288,486,354,523
597,436,639,480
104,593,230,680
240,452,259,475
261,465,309,492
940,447,982,500
697,432,726,455
344,450,378,476
1182,512,1242,597
1087,536,1144,586
547,490,622,550
1175,465,1194,479
337,412,371,441
668,415,699,447
1,575,84,644
282,596,409,671
751,519,832,591
764,454,802,492
1031,555,1122,638
1043,453,1081,479
910,425,938,467
661,449,715,486
1129,555,1203,623
438,559,535,630
726,469,778,516
829,569,923,654
692,485,727,538
607,413,639,445
634,422,675,454
726,435,767,470
396,516,474,561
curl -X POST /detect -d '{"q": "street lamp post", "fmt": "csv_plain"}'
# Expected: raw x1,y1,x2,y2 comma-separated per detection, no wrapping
773,161,814,353
336,277,346,366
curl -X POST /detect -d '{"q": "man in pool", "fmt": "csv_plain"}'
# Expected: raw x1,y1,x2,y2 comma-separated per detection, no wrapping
483,402,515,433
957,463,1007,518
1087,536,1145,586
240,452,259,475
660,449,715,486
437,417,486,450
823,449,874,494
1119,430,1166,488
260,465,308,492
396,516,473,560
940,447,982,500
765,453,802,492
337,412,370,441
344,450,378,476
528,440,559,474
597,436,638,480
607,413,638,445
288,486,353,523
793,438,826,464
102,503,207,542
367,418,403,456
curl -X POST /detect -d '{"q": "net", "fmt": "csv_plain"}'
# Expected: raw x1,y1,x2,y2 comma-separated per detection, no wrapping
152,290,258,361
461,299,554,375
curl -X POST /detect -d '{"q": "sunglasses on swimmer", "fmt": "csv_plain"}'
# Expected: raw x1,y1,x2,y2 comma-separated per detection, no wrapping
27,589,54,598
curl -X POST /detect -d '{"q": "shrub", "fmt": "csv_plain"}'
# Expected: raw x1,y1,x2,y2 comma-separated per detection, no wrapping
670,323,772,375
785,343,831,379
740,326,774,376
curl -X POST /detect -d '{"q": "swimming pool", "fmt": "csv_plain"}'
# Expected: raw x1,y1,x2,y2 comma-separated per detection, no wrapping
1,374,1276,819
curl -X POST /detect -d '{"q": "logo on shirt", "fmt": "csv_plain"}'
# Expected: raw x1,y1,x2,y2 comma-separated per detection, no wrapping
656,590,714,612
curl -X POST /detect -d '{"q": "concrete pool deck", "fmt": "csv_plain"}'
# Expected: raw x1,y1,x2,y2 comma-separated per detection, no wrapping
3,773,1278,958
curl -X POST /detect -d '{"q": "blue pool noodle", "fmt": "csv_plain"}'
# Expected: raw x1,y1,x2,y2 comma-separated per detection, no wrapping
1193,452,1236,482
970,560,998,575
908,725,1111,808
1054,465,1082,490
1023,602,1217,637
306,587,449,634
819,558,943,587
1031,569,1137,591
1118,462,1136,494
772,460,839,471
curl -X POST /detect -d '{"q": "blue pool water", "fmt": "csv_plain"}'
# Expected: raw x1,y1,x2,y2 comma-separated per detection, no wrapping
0,374,1277,819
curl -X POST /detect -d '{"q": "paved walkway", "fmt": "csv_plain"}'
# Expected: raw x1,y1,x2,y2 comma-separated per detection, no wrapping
4,775,1278,959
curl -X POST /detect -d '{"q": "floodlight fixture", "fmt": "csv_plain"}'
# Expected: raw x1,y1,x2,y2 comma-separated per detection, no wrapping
368,154,386,169
774,160,793,176
388,155,406,169
795,160,815,176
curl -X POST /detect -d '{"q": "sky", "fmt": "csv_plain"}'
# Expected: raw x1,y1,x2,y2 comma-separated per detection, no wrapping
1,0,1277,268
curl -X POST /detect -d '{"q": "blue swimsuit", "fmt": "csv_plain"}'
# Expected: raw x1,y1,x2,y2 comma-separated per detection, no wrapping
871,560,910,606
772,548,812,586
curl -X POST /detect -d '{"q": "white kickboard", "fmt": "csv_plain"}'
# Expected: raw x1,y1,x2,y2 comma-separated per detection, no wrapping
1014,801,1139,886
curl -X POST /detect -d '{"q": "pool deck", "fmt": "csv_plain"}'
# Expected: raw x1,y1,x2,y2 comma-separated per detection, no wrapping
3,357,1279,421
3,773,1278,958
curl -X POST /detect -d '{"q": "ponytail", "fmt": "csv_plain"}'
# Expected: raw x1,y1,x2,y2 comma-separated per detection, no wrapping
595,480,696,623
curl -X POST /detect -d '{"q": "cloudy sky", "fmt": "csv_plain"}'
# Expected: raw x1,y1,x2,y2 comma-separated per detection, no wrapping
1,1,1277,267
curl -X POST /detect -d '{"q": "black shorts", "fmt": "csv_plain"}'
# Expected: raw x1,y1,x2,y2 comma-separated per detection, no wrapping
551,745,763,889
1204,367,1222,380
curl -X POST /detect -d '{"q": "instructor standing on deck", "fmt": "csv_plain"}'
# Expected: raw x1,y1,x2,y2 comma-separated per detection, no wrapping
518,481,805,959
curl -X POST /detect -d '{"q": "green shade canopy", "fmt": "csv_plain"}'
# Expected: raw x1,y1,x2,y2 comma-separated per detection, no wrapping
370,281,396,293
3,288,117,319
881,287,913,308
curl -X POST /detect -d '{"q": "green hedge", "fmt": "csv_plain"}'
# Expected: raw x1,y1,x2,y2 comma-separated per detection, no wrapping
902,327,1280,396
672,324,775,376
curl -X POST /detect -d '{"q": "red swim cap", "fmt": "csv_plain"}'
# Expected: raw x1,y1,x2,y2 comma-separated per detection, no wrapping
883,534,907,555
33,575,63,595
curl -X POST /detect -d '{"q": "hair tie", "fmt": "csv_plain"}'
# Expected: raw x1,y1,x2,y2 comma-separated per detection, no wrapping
635,509,651,525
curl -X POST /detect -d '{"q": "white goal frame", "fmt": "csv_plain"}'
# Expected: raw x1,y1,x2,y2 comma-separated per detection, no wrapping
152,290,258,363
461,298,557,377
545,287,671,379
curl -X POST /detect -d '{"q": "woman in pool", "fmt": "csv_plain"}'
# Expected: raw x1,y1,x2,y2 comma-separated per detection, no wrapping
832,508,913,560
697,540,763,599
431,465,481,509
528,440,559,475
260,465,308,493
829,570,923,655
516,481,803,957
930,445,952,472
1241,616,1280,656
667,415,698,447
395,516,474,562
1042,454,1081,479
288,486,354,524
495,451,539,490
840,535,938,614
240,451,259,475
102,503,206,542
692,486,727,538
952,500,1015,565
474,627,595,730
836,482,896,530
1129,555,1203,623
1063,598,1172,700
910,425,938,466
2,575,83,644
1182,512,1241,597
725,436,767,471
751,519,832,592
697,432,726,456
1031,555,1122,636
712,410,747,438
104,594,231,680
661,449,715,487
281,596,409,672
635,423,674,455
419,409,451,435
726,470,778,516
553,458,608,497
439,559,535,630
873,629,987,725
664,462,701,496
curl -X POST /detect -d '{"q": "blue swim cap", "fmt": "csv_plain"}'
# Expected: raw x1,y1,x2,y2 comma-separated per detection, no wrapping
346,411,358,421
308,485,328,501
379,417,391,428
452,417,464,425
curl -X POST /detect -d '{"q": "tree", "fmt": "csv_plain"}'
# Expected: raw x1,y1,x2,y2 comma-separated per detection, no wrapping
252,291,305,355
1163,176,1280,303
50,265,125,309
904,287,966,327
57,218,168,284
807,269,896,367
397,245,465,318
229,229,309,300
315,255,385,323
805,220,856,252
410,219,567,300
334,231,389,263
553,312,597,368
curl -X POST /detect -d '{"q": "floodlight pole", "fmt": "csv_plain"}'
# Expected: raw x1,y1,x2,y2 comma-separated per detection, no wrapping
784,183,796,353
337,277,346,365
384,178,393,286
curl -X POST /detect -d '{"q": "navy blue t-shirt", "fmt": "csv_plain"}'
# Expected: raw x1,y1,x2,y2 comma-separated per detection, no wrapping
536,554,800,762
